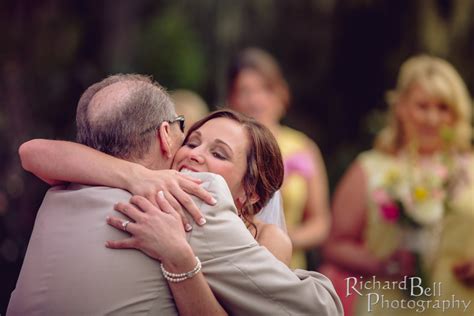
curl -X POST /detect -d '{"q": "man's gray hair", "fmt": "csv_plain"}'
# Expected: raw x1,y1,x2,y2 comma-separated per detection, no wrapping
76,74,176,160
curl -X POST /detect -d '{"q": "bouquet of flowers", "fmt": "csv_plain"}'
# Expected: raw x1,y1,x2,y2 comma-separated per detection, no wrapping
371,156,452,293
372,161,448,228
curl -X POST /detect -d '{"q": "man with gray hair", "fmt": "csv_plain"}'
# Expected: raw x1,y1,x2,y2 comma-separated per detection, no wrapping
9,74,342,315
8,74,214,315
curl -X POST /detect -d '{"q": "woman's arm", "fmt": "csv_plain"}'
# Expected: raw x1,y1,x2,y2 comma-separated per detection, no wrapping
19,139,215,226
322,161,415,278
258,223,293,266
19,139,145,188
288,142,330,249
107,194,227,316
322,161,384,275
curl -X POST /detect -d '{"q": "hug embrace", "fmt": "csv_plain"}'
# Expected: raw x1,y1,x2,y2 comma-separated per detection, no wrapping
7,74,343,315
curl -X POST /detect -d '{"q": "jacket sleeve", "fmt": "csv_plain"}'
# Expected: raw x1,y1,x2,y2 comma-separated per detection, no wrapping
187,173,343,316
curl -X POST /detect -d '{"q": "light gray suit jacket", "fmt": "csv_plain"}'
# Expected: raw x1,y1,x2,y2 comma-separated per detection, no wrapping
8,172,342,316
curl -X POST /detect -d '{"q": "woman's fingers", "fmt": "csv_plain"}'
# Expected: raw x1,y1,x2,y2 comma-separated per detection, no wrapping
114,202,145,222
163,191,192,232
105,237,136,249
156,191,175,214
130,195,161,214
157,191,191,224
106,215,137,235
178,175,216,205
171,186,207,227
144,191,159,207
161,191,181,214
178,172,203,184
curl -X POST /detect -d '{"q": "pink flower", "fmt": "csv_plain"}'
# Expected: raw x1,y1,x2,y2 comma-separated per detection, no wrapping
373,188,400,222
373,188,391,205
434,164,448,181
380,202,400,222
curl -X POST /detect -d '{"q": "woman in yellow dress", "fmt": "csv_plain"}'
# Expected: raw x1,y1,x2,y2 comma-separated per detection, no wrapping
323,55,473,316
227,48,331,269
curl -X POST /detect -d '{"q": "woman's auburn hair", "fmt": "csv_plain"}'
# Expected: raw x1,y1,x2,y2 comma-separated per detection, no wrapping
375,55,473,153
184,109,284,222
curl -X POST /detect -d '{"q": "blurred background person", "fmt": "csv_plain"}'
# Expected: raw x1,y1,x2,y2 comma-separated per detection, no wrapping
226,48,331,270
171,89,209,133
322,55,473,316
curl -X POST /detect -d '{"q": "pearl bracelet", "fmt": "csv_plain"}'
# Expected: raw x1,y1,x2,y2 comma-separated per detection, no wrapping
160,256,202,283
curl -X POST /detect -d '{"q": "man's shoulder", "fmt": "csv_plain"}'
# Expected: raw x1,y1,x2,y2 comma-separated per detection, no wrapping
183,172,233,204
47,183,131,196
183,172,227,187
43,183,132,209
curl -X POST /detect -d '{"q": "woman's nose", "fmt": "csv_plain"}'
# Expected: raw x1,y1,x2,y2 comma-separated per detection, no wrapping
426,108,441,126
189,150,205,164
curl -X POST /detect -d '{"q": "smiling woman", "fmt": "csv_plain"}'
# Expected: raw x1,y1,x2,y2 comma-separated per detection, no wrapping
175,110,284,232
175,118,249,203
322,55,474,316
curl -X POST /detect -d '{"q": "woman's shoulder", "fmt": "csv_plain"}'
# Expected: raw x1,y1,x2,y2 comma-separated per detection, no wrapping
279,125,318,152
356,149,397,170
257,222,289,241
356,148,391,161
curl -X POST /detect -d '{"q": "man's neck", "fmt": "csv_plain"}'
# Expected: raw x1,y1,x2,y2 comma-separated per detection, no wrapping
133,155,169,171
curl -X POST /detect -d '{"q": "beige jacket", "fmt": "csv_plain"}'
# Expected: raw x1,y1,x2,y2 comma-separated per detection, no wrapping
8,172,342,315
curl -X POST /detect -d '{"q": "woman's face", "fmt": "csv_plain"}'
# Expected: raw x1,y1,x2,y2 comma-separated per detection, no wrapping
229,69,284,126
398,84,455,153
173,117,249,201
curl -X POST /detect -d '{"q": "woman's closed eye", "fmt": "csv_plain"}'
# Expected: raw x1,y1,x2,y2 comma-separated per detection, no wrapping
186,142,199,149
212,151,227,160
185,136,200,149
211,145,230,160
416,102,429,110
437,103,450,113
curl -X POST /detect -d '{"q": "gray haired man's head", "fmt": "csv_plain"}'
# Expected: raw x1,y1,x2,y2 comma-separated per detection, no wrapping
76,74,177,161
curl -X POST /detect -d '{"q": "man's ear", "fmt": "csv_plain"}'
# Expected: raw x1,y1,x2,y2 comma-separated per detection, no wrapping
158,122,173,159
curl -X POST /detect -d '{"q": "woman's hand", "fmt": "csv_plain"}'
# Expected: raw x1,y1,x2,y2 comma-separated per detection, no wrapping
107,193,228,316
129,168,216,231
105,193,195,266
453,260,474,287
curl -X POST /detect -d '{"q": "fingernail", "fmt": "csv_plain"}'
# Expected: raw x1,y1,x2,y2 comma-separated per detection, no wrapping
105,241,110,247
158,191,165,199
198,217,207,225
185,224,193,232
210,197,217,205
106,216,111,222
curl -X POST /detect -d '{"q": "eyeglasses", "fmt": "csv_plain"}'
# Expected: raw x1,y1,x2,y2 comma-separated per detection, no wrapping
168,115,186,133
140,115,186,135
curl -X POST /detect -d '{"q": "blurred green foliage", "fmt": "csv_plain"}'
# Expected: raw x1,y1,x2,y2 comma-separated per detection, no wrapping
138,6,207,90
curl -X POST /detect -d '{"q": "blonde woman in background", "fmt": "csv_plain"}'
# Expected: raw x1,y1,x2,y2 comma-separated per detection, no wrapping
171,89,209,133
227,48,331,270
323,55,474,316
